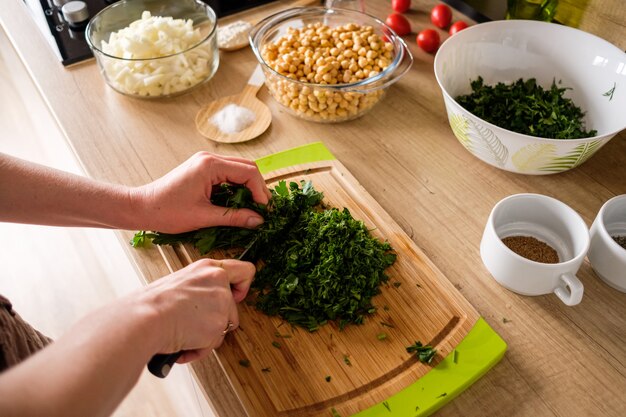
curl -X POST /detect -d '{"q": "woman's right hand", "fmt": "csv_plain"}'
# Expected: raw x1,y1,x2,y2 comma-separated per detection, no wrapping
139,258,255,363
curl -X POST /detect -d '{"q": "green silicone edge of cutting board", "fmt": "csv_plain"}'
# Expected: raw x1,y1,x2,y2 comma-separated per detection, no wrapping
255,142,336,174
352,317,507,417
255,144,507,416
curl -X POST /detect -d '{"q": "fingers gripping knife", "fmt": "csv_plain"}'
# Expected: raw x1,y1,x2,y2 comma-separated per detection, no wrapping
147,242,255,378
148,321,234,378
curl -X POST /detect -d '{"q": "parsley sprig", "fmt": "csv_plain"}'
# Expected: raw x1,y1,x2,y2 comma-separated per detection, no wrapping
406,341,437,364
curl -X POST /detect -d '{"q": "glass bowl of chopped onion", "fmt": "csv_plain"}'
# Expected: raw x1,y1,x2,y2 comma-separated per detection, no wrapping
86,0,219,99
249,7,413,123
434,20,626,175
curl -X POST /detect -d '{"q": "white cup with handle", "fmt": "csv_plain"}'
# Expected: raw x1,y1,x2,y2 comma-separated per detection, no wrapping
480,194,590,306
588,194,626,292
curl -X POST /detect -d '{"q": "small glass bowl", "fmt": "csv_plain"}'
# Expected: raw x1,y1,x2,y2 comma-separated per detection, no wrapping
86,0,219,99
249,7,413,123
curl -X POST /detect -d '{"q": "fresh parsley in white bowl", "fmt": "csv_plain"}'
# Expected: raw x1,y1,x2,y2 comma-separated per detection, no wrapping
434,20,625,175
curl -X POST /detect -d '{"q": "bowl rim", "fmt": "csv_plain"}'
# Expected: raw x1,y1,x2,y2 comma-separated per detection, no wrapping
249,6,406,91
433,19,625,142
85,0,217,61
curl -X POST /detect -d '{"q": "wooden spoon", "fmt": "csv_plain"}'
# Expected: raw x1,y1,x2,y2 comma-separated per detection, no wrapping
195,65,271,143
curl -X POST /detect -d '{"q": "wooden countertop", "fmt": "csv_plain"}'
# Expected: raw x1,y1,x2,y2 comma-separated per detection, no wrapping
2,0,625,416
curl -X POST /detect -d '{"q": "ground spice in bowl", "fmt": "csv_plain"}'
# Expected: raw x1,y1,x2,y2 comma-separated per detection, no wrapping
612,235,626,250
501,235,559,264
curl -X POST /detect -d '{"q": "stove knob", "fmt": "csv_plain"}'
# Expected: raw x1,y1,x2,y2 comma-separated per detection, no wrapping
61,1,90,26
52,0,71,7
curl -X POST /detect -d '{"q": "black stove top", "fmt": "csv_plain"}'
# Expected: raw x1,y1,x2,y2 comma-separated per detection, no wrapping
24,0,280,67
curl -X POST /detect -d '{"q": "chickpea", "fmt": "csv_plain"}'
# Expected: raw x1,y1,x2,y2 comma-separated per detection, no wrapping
261,22,393,121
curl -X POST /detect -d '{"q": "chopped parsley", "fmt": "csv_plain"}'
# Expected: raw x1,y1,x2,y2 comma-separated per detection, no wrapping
456,76,597,139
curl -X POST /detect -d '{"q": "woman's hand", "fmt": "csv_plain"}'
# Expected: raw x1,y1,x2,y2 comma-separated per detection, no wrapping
131,152,271,233
140,258,255,363
0,258,256,417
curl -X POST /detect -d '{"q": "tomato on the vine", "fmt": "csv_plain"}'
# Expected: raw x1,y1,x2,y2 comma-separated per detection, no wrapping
449,20,469,35
391,0,411,13
430,4,452,29
416,29,440,53
385,13,411,36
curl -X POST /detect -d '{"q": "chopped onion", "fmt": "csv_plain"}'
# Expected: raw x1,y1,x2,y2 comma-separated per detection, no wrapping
99,11,215,97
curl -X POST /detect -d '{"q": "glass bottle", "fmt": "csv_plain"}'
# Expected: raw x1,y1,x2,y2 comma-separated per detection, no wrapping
506,0,559,22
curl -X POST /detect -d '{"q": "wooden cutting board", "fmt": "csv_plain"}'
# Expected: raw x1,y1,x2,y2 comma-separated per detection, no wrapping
152,143,505,417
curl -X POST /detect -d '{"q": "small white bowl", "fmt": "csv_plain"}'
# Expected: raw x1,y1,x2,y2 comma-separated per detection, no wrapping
588,195,626,292
434,20,626,175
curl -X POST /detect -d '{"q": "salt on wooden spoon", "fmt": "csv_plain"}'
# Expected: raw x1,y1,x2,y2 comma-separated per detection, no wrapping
195,64,271,143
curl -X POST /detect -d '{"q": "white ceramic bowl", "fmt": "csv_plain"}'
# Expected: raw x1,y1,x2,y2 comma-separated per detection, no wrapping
434,20,626,175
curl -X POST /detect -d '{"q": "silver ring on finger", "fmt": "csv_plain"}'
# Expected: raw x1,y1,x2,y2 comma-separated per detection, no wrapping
222,321,234,336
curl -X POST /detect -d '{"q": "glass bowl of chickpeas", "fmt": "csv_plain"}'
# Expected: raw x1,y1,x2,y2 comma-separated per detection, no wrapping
249,7,413,123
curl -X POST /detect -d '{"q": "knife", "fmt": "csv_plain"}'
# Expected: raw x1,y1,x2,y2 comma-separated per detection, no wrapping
147,240,257,378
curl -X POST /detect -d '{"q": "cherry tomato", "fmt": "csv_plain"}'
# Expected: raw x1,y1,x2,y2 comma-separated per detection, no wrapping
416,29,440,53
430,4,452,29
391,0,411,13
449,20,469,35
385,13,411,36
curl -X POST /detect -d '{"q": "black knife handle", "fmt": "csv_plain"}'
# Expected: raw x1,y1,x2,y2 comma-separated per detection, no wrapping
148,351,183,378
